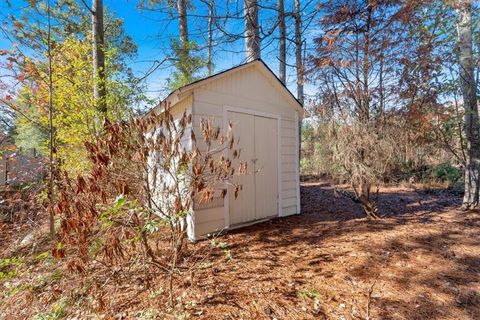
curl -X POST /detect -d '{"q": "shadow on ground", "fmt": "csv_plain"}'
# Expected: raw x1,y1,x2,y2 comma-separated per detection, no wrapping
194,181,479,319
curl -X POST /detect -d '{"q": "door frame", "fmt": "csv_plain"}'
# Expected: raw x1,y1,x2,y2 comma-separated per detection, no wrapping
222,105,282,228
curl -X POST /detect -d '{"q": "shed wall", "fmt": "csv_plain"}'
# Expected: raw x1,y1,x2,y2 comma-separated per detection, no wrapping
148,95,196,239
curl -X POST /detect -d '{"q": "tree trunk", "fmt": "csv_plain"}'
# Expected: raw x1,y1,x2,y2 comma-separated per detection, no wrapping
244,0,260,61
294,0,303,174
207,0,214,75
456,0,480,208
92,0,107,116
360,5,372,123
294,0,303,105
278,0,286,84
356,181,379,219
177,0,189,51
47,0,55,239
378,37,385,120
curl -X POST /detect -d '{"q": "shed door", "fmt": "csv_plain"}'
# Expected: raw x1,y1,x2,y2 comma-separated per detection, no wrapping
228,111,278,226
228,111,256,225
254,115,278,220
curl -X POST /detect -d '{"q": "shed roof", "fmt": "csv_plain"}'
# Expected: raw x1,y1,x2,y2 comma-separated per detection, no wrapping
152,59,304,115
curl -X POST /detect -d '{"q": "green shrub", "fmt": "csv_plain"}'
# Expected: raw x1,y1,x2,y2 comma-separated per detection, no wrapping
428,162,461,184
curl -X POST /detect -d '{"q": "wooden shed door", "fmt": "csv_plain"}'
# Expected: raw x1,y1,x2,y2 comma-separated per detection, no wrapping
228,112,256,225
228,111,278,226
254,115,278,220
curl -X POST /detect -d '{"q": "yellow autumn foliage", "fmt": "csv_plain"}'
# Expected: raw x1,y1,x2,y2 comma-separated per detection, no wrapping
15,36,133,176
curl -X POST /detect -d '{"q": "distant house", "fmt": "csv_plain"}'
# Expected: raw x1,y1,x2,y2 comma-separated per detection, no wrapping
0,134,44,187
149,59,303,240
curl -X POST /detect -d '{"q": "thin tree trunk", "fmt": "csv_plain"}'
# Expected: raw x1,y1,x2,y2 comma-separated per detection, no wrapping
361,4,372,123
278,0,286,84
176,0,190,83
294,0,303,105
456,0,480,208
207,0,214,75
92,0,107,116
244,0,260,61
378,38,385,120
293,0,303,173
177,0,189,50
47,0,55,239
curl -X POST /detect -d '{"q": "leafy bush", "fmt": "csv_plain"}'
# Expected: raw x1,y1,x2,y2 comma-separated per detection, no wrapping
427,162,461,184
54,104,244,307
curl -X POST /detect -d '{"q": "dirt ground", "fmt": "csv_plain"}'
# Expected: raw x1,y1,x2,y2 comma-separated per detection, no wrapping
185,181,479,319
1,181,479,319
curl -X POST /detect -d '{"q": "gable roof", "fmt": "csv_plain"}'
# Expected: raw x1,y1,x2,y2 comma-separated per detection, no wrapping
152,59,303,115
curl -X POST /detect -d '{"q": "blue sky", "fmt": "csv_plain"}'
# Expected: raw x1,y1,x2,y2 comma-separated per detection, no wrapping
0,0,319,102
105,0,253,98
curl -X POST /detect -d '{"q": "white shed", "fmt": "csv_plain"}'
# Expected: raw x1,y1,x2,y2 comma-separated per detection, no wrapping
151,59,303,240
